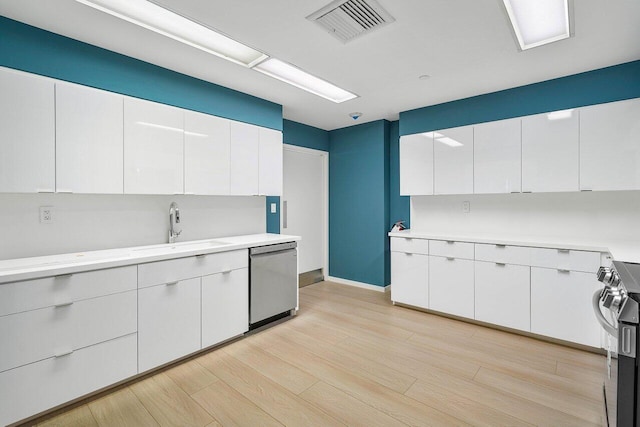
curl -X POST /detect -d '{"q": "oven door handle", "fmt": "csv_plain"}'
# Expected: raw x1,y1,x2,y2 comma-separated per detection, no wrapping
593,289,617,336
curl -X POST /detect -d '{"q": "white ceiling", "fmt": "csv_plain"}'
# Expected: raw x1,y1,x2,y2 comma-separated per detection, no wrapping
1,0,639,131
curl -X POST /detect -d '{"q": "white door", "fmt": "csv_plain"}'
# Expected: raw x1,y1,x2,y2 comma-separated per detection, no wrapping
282,145,327,276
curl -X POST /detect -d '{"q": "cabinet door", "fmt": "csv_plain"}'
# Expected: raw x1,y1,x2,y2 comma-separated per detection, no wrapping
434,126,474,194
202,268,248,348
391,251,428,308
531,268,602,347
474,118,521,194
580,98,640,191
184,110,231,195
522,110,579,193
56,83,124,194
258,128,283,196
399,132,434,195
0,67,55,193
124,97,184,195
475,261,530,331
138,278,201,372
229,121,259,195
429,256,474,319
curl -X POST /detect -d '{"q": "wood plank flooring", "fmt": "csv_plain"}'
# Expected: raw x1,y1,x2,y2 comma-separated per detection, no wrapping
36,281,605,427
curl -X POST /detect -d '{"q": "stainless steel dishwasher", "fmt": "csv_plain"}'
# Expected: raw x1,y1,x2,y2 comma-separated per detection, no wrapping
249,241,298,330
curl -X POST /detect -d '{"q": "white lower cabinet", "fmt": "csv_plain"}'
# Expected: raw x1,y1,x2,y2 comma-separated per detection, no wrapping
429,256,474,319
0,333,137,427
138,277,202,373
474,261,531,332
531,267,602,347
391,251,429,309
202,268,248,348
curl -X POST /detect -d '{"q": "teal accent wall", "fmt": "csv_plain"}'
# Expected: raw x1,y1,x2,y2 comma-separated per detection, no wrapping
388,120,410,231
400,60,640,135
266,196,280,234
283,120,329,152
329,120,390,287
0,16,282,130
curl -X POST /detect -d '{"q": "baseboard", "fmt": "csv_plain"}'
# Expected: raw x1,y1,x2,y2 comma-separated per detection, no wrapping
325,276,389,293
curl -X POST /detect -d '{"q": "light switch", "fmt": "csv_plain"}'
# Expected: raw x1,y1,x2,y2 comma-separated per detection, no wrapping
270,203,277,213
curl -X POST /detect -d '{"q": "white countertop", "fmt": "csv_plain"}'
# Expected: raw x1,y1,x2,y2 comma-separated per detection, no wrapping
0,233,300,284
388,230,640,264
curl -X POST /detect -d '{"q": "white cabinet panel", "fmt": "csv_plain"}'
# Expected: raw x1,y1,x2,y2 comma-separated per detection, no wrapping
475,261,530,331
390,237,429,255
434,126,474,195
474,118,521,194
580,98,640,191
184,110,230,195
399,132,434,195
229,121,259,195
429,256,474,319
259,128,283,196
391,251,428,309
124,97,184,194
0,67,55,193
531,268,602,347
138,278,201,372
522,110,579,193
56,83,124,194
202,268,248,348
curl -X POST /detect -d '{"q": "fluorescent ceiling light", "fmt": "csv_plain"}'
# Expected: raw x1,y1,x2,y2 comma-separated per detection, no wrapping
253,58,358,103
503,0,570,50
437,137,464,147
75,0,268,67
547,109,574,120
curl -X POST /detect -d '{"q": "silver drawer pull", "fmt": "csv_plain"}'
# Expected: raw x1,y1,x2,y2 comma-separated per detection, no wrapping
404,237,412,241
195,254,206,258
55,273,73,279
405,252,413,256
495,262,506,267
446,241,455,244
54,349,74,358
446,257,455,261
557,269,571,274
221,269,232,274
495,244,506,248
166,281,179,286
54,301,74,308
558,249,570,253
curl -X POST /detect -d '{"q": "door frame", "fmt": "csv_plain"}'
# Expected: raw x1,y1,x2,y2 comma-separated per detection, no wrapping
281,144,329,278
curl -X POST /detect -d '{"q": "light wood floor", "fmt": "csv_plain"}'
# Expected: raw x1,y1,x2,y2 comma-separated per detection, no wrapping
36,281,605,427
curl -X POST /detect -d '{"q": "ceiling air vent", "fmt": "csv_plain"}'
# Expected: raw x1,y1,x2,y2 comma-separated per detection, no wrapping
307,0,395,43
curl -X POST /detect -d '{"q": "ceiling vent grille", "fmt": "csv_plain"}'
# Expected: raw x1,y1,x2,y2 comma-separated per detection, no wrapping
307,0,395,43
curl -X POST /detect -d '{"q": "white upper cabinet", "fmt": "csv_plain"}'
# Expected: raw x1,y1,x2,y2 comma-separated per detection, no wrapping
258,128,283,196
580,98,640,191
0,68,55,193
434,126,474,195
399,132,434,195
124,97,184,195
184,110,231,195
521,110,579,193
474,118,522,194
229,121,260,195
56,83,124,194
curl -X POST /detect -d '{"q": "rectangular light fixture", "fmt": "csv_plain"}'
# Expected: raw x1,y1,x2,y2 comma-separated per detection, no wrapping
253,58,358,104
75,0,268,67
503,0,570,50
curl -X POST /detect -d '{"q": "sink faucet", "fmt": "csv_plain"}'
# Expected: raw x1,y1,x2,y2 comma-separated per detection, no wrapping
169,202,181,243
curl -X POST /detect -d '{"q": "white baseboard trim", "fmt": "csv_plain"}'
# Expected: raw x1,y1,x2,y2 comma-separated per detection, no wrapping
326,276,390,293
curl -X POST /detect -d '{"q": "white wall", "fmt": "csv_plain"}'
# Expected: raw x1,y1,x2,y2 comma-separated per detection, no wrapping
411,191,640,247
0,194,265,260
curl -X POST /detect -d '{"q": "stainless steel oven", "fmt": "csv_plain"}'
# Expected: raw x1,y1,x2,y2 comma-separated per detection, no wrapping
594,261,640,426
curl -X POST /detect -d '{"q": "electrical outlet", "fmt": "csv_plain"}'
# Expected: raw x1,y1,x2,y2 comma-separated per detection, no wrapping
40,206,54,224
462,201,470,214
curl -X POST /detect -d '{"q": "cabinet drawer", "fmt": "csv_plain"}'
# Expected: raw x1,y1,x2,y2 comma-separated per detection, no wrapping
429,240,474,260
138,249,247,288
0,333,137,427
530,248,602,273
390,237,429,255
0,266,136,317
0,290,136,373
475,244,531,266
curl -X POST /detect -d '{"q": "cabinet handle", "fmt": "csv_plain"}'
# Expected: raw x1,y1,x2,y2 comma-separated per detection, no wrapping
510,191,520,194
405,252,413,256
580,188,593,192
522,191,532,194
495,244,506,248
54,349,74,358
404,237,413,241
54,301,74,308
558,249,570,254
446,257,455,261
55,273,73,279
166,281,179,286
195,254,206,258
495,262,506,267
221,269,232,274
283,201,288,229
558,269,571,274
446,241,455,244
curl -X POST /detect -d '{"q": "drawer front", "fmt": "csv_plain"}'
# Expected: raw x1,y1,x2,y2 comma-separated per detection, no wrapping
138,249,247,288
0,290,137,373
429,256,474,319
0,265,137,317
475,244,531,266
530,248,602,273
390,237,429,255
0,333,137,427
429,240,474,260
